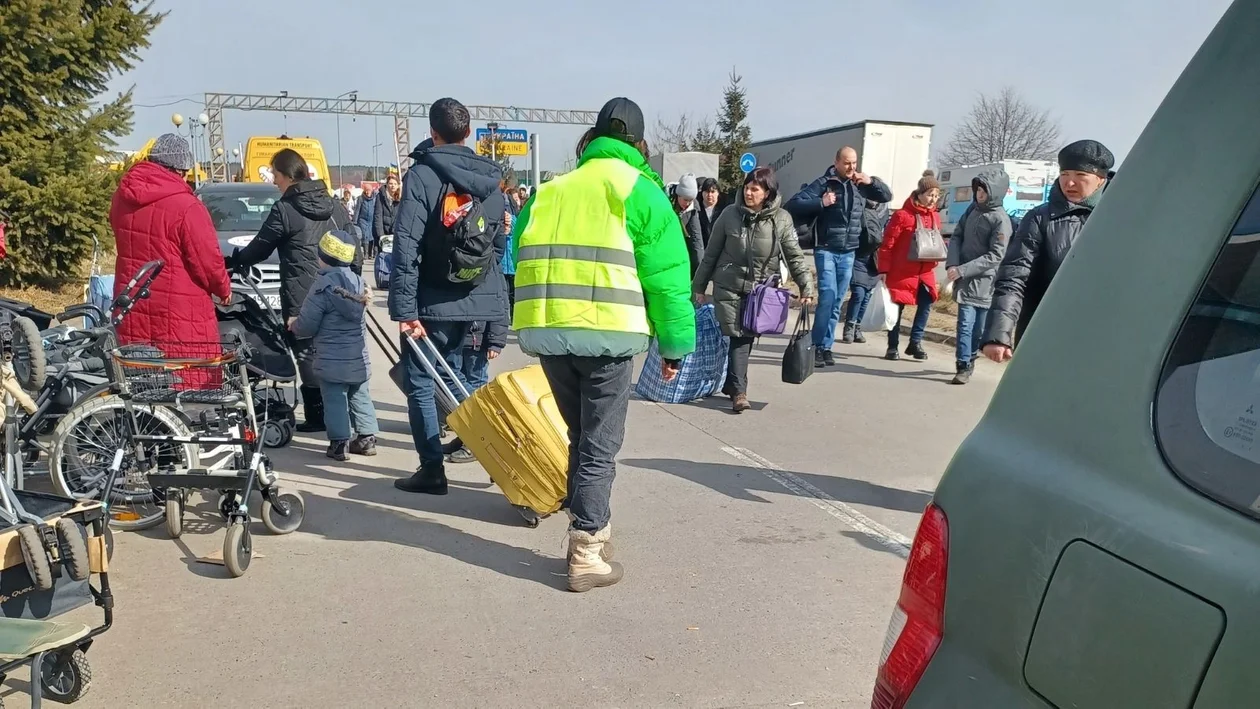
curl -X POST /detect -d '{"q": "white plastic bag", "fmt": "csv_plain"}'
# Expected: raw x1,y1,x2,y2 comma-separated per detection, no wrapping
861,282,898,332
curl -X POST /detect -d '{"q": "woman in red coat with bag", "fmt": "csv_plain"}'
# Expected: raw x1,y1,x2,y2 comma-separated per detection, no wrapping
877,171,943,362
109,134,232,353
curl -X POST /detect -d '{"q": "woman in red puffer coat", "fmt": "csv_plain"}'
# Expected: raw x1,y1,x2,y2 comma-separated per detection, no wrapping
877,171,943,362
110,134,232,353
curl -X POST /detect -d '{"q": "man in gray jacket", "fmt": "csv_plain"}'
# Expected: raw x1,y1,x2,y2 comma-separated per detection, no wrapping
945,169,1011,384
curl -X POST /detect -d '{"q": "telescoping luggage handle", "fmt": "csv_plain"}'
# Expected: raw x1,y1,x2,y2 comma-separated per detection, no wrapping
362,309,470,409
400,332,470,415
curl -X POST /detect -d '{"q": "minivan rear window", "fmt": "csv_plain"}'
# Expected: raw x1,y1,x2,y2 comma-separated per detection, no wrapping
1156,185,1260,518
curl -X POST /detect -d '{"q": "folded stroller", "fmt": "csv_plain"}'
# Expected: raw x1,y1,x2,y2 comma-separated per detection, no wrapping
216,285,297,449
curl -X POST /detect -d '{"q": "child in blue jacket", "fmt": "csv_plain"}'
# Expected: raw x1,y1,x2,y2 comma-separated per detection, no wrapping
290,229,380,461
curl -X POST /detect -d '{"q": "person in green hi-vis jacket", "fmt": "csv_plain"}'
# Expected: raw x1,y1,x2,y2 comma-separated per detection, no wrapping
510,97,696,593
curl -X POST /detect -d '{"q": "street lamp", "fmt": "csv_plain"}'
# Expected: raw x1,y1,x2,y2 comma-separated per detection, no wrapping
171,112,207,188
335,90,358,186
487,121,499,162
232,147,241,182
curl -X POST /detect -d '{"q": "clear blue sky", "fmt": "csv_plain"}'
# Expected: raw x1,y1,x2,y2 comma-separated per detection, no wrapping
107,0,1232,173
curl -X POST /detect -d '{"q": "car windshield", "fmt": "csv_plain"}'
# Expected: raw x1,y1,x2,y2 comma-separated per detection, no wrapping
199,189,278,232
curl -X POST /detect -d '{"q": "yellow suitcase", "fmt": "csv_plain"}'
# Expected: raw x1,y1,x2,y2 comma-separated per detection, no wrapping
447,365,569,525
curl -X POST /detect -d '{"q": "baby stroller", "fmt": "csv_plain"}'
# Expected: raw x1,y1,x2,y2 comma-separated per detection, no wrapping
217,280,297,449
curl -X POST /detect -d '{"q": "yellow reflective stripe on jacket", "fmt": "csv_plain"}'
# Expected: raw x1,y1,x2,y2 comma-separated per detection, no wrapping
513,158,650,335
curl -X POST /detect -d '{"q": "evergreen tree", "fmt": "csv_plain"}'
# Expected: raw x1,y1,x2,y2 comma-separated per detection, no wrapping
0,0,163,286
713,69,752,193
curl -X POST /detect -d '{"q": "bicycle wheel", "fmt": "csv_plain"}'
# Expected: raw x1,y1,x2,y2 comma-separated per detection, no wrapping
48,395,197,531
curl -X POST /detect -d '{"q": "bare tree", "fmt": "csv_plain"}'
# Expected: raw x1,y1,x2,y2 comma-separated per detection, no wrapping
941,87,1061,167
651,113,698,154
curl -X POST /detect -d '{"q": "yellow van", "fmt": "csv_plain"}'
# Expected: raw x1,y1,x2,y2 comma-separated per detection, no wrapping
242,136,331,187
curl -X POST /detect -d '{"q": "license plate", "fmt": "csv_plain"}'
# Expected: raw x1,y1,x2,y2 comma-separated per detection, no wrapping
251,293,282,312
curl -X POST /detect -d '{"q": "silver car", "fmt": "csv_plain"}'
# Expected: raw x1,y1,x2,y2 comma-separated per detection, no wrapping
195,182,283,311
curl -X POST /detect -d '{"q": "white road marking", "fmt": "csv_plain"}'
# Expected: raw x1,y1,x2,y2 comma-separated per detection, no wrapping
721,446,912,559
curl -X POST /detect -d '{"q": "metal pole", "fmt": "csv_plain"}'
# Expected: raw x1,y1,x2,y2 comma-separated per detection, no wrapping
490,124,498,162
530,133,541,189
336,114,342,186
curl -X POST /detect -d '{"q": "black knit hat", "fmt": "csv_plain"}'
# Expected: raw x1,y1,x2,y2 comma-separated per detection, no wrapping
1058,140,1115,178
594,97,645,145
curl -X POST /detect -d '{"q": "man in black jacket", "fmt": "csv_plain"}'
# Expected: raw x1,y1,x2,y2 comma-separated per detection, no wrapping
388,97,508,495
232,149,358,433
982,140,1114,362
785,147,893,367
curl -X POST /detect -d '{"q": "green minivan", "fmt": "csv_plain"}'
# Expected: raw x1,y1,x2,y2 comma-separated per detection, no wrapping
871,3,1260,707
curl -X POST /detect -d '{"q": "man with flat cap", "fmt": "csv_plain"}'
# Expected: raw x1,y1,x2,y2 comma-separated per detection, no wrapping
982,139,1115,361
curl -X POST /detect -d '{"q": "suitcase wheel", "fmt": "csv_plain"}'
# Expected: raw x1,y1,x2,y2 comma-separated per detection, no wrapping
515,506,540,528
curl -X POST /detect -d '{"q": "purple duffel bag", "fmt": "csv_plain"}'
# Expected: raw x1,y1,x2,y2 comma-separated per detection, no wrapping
740,274,792,335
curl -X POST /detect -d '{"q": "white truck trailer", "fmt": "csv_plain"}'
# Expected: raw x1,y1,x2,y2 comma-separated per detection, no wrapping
748,120,933,207
649,151,720,184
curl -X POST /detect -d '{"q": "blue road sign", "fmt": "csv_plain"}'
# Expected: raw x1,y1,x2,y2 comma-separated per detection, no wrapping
739,152,757,173
475,128,529,143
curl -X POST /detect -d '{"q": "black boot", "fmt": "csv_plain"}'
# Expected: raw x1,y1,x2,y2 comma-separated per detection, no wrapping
326,440,350,462
296,387,325,433
951,362,973,385
841,322,855,344
906,342,929,361
394,463,449,495
853,324,867,344
815,350,829,368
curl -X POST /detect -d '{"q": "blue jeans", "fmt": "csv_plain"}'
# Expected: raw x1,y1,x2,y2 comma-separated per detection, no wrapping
401,321,471,466
461,347,490,392
955,304,990,366
887,283,934,351
845,284,873,325
321,381,380,442
812,249,856,349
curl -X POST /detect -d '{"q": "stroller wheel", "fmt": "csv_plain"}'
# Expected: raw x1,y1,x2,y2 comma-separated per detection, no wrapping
262,489,305,535
261,420,288,449
54,518,91,582
224,522,252,578
16,525,54,591
40,647,92,704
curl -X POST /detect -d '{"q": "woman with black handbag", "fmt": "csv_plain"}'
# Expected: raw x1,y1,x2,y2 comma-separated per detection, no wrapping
692,167,815,413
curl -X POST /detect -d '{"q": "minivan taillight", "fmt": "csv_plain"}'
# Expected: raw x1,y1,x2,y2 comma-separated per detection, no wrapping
872,503,949,709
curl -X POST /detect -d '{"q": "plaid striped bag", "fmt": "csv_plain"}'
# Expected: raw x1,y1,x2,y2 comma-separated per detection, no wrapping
635,304,729,404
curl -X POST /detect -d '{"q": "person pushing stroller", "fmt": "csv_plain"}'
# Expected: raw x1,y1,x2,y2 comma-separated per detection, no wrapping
290,229,380,461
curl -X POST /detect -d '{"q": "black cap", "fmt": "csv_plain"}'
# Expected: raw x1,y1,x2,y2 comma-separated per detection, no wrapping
1058,140,1115,178
594,97,645,145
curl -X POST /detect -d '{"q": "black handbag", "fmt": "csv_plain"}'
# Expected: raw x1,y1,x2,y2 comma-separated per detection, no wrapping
781,306,815,385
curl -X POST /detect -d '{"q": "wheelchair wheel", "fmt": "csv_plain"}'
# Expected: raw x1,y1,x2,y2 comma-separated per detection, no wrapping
49,395,197,531
40,647,91,704
223,522,252,578
11,315,47,393
164,494,183,539
261,489,304,535
54,518,91,582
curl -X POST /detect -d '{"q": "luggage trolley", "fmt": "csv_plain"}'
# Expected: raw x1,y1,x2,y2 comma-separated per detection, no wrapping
109,337,305,577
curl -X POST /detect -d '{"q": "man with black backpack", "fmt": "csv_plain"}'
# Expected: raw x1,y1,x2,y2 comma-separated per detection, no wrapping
388,97,507,495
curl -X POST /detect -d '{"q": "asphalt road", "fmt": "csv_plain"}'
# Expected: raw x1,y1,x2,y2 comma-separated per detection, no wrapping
26,311,1000,709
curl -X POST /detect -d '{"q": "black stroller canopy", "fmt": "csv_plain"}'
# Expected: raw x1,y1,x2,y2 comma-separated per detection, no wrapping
217,299,296,383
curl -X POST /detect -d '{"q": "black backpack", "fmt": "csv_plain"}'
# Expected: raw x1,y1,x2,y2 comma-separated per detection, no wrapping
426,185,496,287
